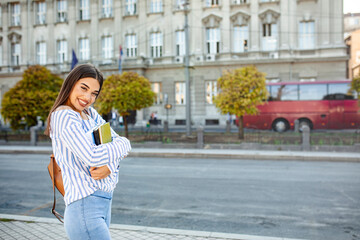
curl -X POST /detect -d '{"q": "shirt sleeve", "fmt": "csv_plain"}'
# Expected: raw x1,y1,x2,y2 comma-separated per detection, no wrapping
57,110,131,171
105,136,131,173
88,107,132,172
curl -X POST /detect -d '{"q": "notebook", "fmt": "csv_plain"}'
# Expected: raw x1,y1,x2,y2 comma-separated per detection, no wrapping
93,122,112,145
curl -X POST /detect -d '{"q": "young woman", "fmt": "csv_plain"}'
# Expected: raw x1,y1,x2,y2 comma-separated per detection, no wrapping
45,64,131,239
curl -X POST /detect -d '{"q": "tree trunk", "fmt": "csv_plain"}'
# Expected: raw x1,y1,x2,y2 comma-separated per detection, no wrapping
124,115,129,138
238,116,244,140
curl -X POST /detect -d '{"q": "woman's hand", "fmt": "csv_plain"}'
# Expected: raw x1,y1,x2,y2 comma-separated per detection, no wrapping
90,166,111,180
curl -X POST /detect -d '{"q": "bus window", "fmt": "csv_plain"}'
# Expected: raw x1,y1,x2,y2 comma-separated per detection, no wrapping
329,83,357,99
266,86,271,101
329,83,351,95
281,85,298,100
266,85,270,93
299,84,327,100
270,84,298,101
270,85,280,100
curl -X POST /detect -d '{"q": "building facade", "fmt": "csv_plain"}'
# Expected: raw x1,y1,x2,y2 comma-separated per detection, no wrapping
345,29,360,79
0,0,347,127
344,13,360,79
344,12,360,37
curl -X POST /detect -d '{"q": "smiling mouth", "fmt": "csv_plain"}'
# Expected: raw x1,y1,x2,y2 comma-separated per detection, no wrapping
78,99,88,107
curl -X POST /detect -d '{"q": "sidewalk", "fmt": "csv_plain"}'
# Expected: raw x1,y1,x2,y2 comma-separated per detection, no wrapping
0,145,359,162
0,214,306,240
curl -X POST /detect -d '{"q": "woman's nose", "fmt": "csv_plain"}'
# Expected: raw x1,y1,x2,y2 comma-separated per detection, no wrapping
84,92,92,101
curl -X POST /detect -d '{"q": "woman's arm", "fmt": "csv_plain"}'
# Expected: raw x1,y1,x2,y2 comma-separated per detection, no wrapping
56,110,131,169
88,107,131,173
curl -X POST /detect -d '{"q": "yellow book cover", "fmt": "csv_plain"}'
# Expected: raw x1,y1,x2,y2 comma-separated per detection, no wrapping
93,122,112,145
99,122,112,144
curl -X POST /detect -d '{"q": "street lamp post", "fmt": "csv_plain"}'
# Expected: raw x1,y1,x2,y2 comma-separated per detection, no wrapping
184,0,191,136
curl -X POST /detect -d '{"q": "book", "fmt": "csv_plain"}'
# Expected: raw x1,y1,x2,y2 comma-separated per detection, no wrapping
93,122,112,145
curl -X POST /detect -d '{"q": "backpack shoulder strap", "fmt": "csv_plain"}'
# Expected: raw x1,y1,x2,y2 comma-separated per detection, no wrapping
50,154,64,223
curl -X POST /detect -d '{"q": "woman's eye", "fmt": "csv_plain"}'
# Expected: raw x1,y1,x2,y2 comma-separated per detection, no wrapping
92,93,98,97
81,87,87,91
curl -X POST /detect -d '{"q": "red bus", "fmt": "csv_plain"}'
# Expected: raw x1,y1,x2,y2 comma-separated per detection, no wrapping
241,80,359,132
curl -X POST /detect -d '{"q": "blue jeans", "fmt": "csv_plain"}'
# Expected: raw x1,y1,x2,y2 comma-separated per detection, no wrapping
64,190,113,240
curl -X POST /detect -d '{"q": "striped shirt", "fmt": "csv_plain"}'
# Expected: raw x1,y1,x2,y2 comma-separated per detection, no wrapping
50,106,131,206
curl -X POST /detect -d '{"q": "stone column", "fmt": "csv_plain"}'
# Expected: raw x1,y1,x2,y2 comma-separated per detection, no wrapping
250,0,259,51
197,125,204,149
302,125,310,151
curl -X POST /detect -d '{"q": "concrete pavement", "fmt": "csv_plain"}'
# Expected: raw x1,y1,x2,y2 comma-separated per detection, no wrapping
0,145,359,162
0,214,306,240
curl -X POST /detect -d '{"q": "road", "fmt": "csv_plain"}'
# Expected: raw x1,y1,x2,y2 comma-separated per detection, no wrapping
0,153,359,240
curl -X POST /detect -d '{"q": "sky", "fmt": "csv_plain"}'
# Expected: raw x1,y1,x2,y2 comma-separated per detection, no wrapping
343,0,360,13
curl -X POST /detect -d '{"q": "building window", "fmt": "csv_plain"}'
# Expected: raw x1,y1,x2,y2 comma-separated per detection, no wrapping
150,32,163,58
11,3,21,26
233,0,247,4
57,0,67,22
175,82,186,105
205,0,219,7
206,81,217,104
151,82,163,104
299,21,315,50
262,23,277,51
126,34,137,57
150,0,163,13
206,28,220,54
102,36,113,59
79,38,90,60
11,43,21,66
176,30,185,56
176,0,185,10
233,25,248,52
125,0,137,15
79,0,90,20
36,2,46,25
57,40,67,63
102,0,113,18
36,42,47,65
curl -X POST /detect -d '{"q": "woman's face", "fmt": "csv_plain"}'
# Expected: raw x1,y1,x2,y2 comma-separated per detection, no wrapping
66,77,100,113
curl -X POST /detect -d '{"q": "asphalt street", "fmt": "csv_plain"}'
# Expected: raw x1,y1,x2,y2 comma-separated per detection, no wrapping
0,153,359,240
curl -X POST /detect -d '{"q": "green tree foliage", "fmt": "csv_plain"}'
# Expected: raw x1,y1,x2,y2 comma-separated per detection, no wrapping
351,75,360,106
95,72,155,137
213,65,268,139
1,65,63,130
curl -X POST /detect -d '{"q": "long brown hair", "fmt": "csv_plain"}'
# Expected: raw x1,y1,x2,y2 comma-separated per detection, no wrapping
44,64,104,136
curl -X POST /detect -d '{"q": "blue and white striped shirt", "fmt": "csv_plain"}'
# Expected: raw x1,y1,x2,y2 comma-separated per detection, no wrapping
50,106,131,206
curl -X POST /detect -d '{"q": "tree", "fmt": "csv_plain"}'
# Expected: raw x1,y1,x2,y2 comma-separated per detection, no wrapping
1,65,63,130
351,75,360,106
95,72,155,138
213,65,268,139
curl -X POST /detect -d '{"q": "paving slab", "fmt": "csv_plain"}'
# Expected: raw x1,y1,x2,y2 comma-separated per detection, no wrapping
0,214,307,240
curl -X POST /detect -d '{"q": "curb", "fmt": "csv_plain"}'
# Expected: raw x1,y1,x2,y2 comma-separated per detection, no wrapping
0,214,306,240
0,146,359,162
0,147,52,155
128,151,360,162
